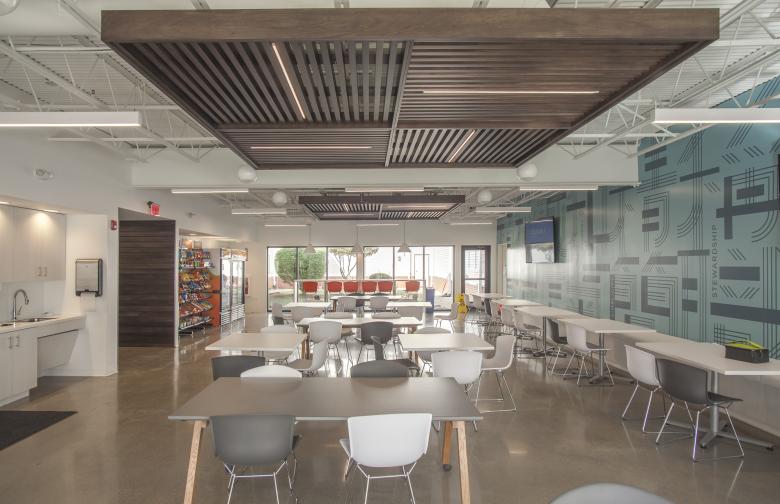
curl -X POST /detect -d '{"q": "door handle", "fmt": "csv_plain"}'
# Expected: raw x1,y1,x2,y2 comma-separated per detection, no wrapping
15,335,20,348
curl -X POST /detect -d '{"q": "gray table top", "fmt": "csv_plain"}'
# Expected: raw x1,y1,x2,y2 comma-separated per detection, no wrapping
169,377,482,422
399,333,494,352
205,332,305,352
297,316,422,328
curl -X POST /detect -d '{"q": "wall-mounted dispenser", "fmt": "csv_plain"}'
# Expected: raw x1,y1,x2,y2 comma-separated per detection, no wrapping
75,259,103,297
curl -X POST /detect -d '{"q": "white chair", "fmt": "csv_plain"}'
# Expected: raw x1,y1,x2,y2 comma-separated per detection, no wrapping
287,342,329,376
475,335,517,412
622,345,667,433
340,413,432,504
271,302,292,325
309,320,344,373
240,365,303,378
336,296,357,313
413,326,450,374
291,305,324,325
563,324,614,386
500,305,515,334
368,296,389,312
325,311,356,338
434,303,458,330
432,350,482,431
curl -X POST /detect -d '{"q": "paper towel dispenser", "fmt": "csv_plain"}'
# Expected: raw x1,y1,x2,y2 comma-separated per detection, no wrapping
75,259,103,297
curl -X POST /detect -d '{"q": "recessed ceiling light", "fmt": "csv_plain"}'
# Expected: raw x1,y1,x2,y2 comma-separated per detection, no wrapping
250,145,371,150
449,222,494,226
171,188,250,194
232,208,287,215
652,108,780,124
447,130,477,163
475,206,532,214
0,201,9,205
42,209,59,213
264,223,308,227
271,43,306,120
423,90,599,95
0,111,141,127
356,223,399,227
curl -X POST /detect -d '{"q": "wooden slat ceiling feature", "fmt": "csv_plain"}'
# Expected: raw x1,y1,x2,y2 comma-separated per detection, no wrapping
103,8,719,171
389,129,565,165
221,128,390,165
299,194,465,221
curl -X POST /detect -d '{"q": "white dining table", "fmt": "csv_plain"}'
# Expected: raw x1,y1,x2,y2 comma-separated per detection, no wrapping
638,341,780,449
497,298,542,307
514,306,590,358
387,301,432,308
399,332,494,352
558,318,657,384
283,301,330,309
205,331,306,354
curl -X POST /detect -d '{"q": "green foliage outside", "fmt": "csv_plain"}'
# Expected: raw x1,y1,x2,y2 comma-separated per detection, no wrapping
368,272,392,279
274,249,325,283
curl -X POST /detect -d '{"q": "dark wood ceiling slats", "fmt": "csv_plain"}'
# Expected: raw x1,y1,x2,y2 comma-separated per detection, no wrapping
104,8,717,171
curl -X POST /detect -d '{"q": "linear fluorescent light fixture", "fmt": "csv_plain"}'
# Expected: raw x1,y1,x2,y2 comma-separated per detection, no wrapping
447,130,477,163
0,111,141,128
449,222,494,226
171,188,250,194
344,187,425,193
232,208,287,215
250,145,371,150
271,43,306,120
652,108,780,124
522,187,599,191
264,223,308,227
356,223,399,227
475,206,532,214
423,90,599,95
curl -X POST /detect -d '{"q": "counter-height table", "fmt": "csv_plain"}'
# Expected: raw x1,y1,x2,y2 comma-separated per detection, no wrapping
283,301,331,310
558,318,657,384
638,341,780,449
514,306,590,359
170,377,482,504
205,331,305,356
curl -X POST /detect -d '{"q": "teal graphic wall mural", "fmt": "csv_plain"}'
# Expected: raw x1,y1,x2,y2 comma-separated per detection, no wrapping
498,77,780,357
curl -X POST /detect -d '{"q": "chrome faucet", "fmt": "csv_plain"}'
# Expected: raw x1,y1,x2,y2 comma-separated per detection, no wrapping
12,289,29,322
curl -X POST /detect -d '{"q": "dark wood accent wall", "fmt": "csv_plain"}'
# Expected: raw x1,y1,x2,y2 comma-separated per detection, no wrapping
118,220,176,347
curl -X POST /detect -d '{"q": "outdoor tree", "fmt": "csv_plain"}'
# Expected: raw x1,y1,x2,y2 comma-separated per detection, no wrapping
274,249,325,283
329,247,378,279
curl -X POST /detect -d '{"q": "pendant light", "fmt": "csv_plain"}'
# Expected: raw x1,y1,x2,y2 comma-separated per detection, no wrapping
398,221,411,254
303,224,315,254
351,225,362,255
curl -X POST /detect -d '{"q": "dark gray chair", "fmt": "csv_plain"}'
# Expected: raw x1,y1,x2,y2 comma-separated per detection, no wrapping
354,321,393,363
211,355,266,380
350,360,410,378
546,318,570,375
371,336,420,376
211,414,297,504
551,483,672,504
655,358,744,462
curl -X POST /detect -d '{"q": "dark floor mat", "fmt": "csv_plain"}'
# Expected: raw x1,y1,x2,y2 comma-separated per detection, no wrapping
0,411,76,450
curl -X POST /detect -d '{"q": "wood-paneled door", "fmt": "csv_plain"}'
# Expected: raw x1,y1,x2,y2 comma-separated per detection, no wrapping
118,219,176,347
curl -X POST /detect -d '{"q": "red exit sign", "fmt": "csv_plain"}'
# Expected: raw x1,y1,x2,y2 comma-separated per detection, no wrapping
147,201,160,216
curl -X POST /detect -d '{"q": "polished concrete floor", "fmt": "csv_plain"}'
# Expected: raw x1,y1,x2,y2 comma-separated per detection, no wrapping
1,314,778,503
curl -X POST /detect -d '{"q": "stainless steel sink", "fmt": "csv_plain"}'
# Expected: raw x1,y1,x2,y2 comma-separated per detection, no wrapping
0,322,15,327
15,317,57,323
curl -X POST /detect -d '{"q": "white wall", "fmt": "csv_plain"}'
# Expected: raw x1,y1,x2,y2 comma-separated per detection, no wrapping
244,220,497,313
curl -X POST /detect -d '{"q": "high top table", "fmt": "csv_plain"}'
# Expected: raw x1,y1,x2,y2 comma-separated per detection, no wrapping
638,341,780,450
514,306,590,359
558,318,657,384
170,377,482,504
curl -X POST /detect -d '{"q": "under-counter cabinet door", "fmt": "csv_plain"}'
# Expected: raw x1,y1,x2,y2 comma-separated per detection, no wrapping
0,205,13,282
11,333,37,395
41,212,66,280
11,207,43,282
0,335,12,399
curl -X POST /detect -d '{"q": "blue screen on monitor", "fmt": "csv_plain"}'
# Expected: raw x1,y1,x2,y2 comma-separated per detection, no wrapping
525,219,555,263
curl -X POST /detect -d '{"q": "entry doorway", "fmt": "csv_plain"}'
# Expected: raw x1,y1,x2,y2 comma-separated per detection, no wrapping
461,246,490,296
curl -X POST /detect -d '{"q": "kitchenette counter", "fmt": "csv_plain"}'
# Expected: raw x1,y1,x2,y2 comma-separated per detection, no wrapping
0,314,86,335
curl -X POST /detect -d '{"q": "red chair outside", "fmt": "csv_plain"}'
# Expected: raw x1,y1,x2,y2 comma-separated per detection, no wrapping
327,281,343,294
361,280,377,293
405,280,421,298
377,280,393,294
343,281,359,294
302,281,318,299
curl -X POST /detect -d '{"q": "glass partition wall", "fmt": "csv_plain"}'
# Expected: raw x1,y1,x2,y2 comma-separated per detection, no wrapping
266,245,455,311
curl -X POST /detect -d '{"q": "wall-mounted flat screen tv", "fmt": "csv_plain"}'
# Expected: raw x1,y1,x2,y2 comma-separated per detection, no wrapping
525,218,556,263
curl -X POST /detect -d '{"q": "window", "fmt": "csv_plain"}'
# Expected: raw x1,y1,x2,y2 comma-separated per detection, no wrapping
424,246,454,309
462,246,490,295
364,246,394,282
267,247,297,309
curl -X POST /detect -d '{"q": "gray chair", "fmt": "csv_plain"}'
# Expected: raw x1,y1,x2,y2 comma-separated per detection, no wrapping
371,336,420,376
211,414,297,504
211,355,266,380
354,321,394,364
350,360,410,378
550,483,672,504
368,296,389,312
655,358,744,462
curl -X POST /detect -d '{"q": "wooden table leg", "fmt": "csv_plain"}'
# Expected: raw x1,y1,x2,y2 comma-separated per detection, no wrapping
183,419,207,504
441,420,453,471
455,420,471,504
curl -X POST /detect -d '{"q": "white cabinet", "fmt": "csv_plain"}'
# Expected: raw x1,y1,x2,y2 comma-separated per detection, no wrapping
0,205,13,282
11,207,66,282
0,332,37,402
